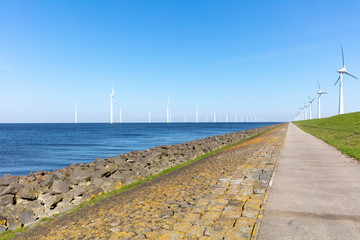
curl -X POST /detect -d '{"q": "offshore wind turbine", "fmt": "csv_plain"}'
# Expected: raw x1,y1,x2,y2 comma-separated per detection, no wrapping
334,47,358,114
110,87,115,124
149,112,151,123
308,96,315,120
120,108,122,123
166,99,170,123
75,103,78,124
196,106,199,123
317,81,327,119
213,109,216,123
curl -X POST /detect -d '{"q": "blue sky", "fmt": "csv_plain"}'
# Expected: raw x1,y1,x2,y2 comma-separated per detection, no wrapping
1,0,360,123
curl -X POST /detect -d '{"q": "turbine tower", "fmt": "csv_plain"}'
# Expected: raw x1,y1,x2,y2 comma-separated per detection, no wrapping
149,112,151,123
317,81,327,119
304,101,309,120
196,106,199,123
75,104,78,124
214,109,216,123
166,99,170,123
308,96,315,120
334,47,358,114
226,112,229,123
120,108,122,123
110,87,115,124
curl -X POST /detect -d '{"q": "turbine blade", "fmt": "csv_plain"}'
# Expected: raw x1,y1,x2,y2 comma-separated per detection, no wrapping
312,98,315,102
344,71,358,79
308,95,311,100
334,75,340,86
323,92,327,94
341,46,344,67
317,80,320,90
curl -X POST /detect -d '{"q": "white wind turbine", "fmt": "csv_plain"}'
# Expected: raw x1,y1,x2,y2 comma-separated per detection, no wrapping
196,106,199,123
166,99,170,123
308,96,315,120
110,87,115,124
304,101,309,120
334,47,358,114
317,81,327,119
75,103,78,124
213,109,216,123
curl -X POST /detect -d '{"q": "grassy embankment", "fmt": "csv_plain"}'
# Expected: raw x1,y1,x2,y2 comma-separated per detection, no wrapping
294,112,360,160
0,124,281,240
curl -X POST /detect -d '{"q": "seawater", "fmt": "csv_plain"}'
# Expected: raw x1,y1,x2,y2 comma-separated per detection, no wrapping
0,122,279,177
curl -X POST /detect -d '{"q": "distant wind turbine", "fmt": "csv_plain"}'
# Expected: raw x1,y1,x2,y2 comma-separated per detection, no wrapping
317,81,327,119
196,106,199,123
185,113,187,123
149,112,151,123
110,87,114,124
166,99,170,123
308,96,315,120
213,109,216,123
334,47,358,114
304,101,309,120
226,112,229,123
120,108,122,123
75,103,78,124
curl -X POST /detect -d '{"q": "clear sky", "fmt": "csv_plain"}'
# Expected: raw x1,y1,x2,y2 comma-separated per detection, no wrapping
1,0,360,123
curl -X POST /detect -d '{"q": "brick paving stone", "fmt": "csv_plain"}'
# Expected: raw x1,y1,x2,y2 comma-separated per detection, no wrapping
15,124,287,240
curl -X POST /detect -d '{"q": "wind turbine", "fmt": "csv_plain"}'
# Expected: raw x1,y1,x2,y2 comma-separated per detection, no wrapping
196,106,199,123
149,112,151,123
120,108,122,123
334,47,358,114
226,112,229,123
166,99,170,123
317,81,327,119
304,101,309,120
308,96,315,120
75,103,78,124
110,87,115,124
213,109,216,123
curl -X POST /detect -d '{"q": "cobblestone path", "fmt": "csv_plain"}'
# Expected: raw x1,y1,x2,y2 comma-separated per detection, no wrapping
16,124,287,240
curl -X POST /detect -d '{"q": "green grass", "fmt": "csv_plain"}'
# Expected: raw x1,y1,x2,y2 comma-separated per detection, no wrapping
0,125,278,240
294,112,360,160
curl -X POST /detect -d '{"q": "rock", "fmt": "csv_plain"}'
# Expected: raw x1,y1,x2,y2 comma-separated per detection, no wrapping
0,183,22,196
6,216,23,230
38,194,62,209
40,173,59,188
68,187,86,198
16,185,37,200
0,194,14,206
15,208,35,226
49,180,70,195
0,215,7,233
0,174,17,187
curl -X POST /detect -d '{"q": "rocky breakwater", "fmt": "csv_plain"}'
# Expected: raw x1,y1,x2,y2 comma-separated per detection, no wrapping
0,124,278,233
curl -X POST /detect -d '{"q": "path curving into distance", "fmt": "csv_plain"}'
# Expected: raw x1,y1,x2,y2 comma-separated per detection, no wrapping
15,124,287,239
257,123,360,239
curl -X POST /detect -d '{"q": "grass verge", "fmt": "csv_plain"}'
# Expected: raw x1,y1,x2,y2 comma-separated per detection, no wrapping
293,112,360,160
0,124,280,240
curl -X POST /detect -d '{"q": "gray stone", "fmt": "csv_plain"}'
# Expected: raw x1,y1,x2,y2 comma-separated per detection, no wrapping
16,185,37,200
0,174,17,187
6,216,23,230
38,194,62,209
68,186,86,198
0,183,22,196
0,194,14,206
50,180,70,195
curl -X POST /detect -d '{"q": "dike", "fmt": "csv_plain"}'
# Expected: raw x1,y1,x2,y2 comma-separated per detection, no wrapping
0,124,279,233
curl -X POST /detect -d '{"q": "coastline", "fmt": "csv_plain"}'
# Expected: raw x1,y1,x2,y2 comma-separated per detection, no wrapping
0,124,280,233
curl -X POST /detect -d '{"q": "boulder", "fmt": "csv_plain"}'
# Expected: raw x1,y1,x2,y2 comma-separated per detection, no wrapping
0,194,14,207
38,194,62,209
16,185,37,200
0,174,17,187
0,215,7,233
0,183,22,196
49,180,70,195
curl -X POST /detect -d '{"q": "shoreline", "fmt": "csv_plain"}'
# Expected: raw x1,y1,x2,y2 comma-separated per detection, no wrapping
0,123,280,233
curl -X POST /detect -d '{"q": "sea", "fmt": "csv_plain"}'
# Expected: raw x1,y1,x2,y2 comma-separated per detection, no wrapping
0,122,279,177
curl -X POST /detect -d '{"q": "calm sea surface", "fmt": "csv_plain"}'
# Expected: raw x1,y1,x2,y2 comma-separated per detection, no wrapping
0,122,279,177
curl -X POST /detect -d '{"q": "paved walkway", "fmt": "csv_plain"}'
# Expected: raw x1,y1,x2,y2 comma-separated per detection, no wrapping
257,123,360,240
15,125,287,240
